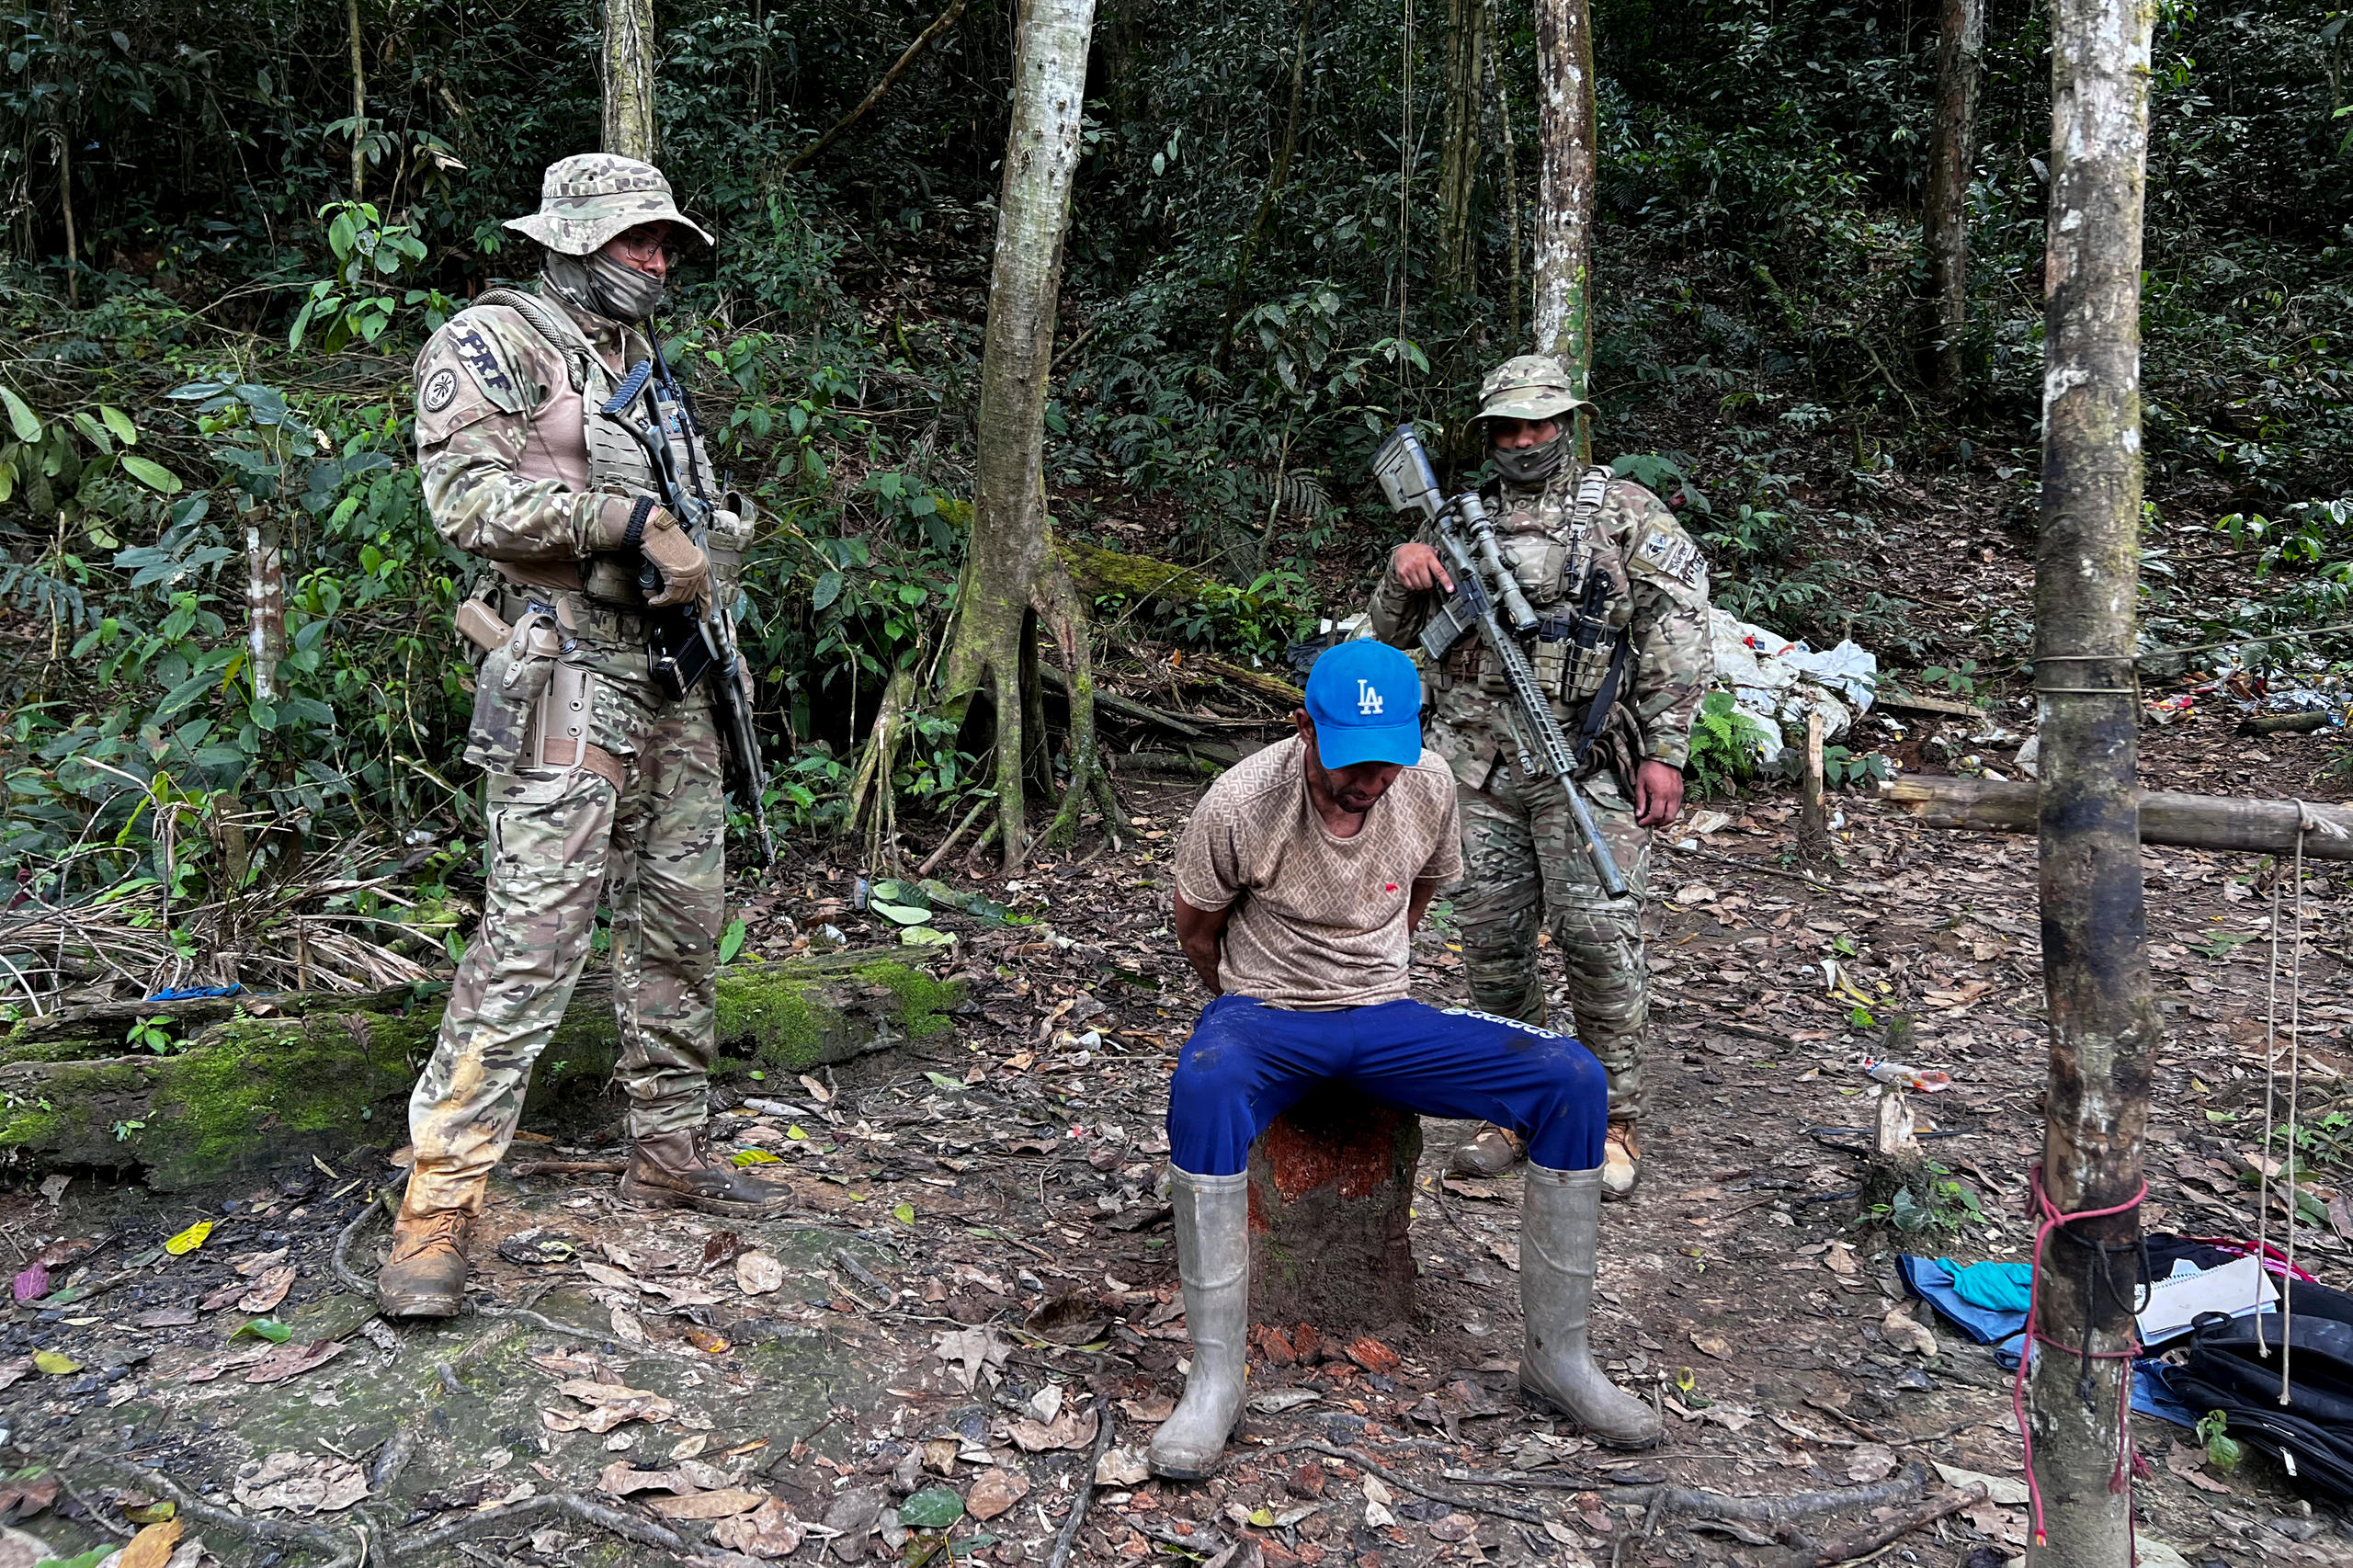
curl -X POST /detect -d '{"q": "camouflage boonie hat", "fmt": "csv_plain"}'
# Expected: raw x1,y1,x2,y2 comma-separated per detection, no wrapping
1474,355,1597,424
503,154,714,257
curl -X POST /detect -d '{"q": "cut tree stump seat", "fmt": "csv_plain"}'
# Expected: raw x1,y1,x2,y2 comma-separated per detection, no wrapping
1245,1083,1420,1335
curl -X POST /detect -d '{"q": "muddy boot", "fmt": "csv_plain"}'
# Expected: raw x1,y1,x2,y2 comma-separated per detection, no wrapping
1519,1161,1663,1449
1449,1122,1527,1177
1147,1168,1250,1481
620,1128,793,1218
377,1198,472,1320
1601,1123,1642,1199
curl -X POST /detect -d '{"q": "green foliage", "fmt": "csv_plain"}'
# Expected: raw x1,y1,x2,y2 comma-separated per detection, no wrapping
2197,1410,2244,1474
1916,661,1980,698
1869,1161,1986,1236
288,201,453,352
1818,744,1891,790
1688,690,1768,798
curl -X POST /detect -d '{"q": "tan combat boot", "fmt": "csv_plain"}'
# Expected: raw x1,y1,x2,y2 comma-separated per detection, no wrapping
378,1199,472,1319
1449,1122,1527,1177
1600,1124,1641,1200
620,1128,794,1218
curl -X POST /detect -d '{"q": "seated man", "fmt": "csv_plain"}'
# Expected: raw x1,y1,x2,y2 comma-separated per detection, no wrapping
1151,640,1661,1480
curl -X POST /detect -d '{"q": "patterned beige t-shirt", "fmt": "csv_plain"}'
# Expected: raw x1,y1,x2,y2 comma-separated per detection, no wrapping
1172,735,1462,1010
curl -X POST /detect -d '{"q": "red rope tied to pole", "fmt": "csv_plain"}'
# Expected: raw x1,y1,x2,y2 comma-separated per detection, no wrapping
2012,1164,2149,1547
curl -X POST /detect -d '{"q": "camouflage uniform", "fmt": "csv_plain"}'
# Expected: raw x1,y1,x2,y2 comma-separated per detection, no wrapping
402,156,754,1221
1370,358,1711,1135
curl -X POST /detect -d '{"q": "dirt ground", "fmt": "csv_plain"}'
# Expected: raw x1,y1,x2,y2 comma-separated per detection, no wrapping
5,497,2352,1564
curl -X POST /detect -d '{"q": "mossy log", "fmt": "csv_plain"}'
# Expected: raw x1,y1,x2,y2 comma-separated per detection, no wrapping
1061,540,1305,624
0,948,961,1189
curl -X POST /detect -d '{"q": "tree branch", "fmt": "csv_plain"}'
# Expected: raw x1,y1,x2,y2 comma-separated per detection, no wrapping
786,0,970,173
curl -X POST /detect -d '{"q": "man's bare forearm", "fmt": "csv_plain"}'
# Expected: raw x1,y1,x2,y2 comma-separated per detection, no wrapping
1173,893,1231,995
1407,876,1444,933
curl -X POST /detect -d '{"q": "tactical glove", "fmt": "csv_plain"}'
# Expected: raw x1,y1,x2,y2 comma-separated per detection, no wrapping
639,516,710,609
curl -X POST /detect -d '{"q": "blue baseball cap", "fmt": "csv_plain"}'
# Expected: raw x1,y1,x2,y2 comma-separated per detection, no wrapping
1303,640,1424,768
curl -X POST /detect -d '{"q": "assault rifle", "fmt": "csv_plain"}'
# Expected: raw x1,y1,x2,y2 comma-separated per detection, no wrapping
599,349,778,869
1371,425,1628,899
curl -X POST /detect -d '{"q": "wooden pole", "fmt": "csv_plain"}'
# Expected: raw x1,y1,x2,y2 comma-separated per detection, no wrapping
1798,710,1831,868
2026,0,2156,1549
1888,776,2353,860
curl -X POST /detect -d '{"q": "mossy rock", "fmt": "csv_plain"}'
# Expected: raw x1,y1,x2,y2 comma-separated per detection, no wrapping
0,950,960,1189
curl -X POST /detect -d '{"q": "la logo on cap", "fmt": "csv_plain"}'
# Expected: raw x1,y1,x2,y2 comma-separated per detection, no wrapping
1357,679,1385,716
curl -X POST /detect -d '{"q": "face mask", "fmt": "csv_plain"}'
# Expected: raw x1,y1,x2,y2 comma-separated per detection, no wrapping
1492,431,1567,486
541,250,666,322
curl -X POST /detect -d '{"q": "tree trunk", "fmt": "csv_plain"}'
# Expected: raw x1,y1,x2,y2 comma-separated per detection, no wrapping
48,0,74,308
938,0,1103,874
1246,1085,1419,1335
246,518,285,705
1484,46,1524,346
346,0,367,200
1532,0,1597,460
2026,0,2157,1552
601,0,659,161
1435,0,1488,298
1923,0,1984,389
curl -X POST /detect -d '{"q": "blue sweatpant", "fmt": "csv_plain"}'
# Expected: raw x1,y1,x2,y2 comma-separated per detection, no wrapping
1165,994,1608,1176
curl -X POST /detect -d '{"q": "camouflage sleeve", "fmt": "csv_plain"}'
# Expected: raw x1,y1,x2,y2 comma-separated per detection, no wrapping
413,310,629,562
1601,479,1712,770
1367,521,1441,648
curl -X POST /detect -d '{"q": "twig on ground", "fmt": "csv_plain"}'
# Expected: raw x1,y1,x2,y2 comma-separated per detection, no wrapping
1613,1463,1928,1522
1264,1442,1543,1524
398,1491,691,1557
332,1187,392,1296
1044,1396,1117,1568
1662,844,1885,903
68,1451,360,1566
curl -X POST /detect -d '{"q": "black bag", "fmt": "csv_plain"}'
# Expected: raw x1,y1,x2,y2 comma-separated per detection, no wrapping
2169,1311,2353,1504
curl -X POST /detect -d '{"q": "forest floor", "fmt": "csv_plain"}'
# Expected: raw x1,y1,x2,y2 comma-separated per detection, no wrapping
5,473,2351,1567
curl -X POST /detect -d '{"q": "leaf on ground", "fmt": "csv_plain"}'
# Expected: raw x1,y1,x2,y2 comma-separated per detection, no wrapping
1689,1330,1732,1359
232,1451,369,1514
869,899,932,926
0,1358,35,1390
11,1263,49,1303
542,1381,676,1432
2166,1441,2234,1494
737,1252,785,1295
238,1265,298,1314
1096,1447,1151,1486
681,1324,731,1354
244,1339,347,1384
119,1517,184,1568
1845,1444,1900,1483
733,1148,782,1166
897,1487,964,1529
892,1201,917,1224
164,1221,214,1256
964,1467,1029,1521
597,1463,694,1497
647,1488,769,1520
231,1318,293,1344
33,1350,83,1374
1008,1406,1099,1452
711,1495,806,1558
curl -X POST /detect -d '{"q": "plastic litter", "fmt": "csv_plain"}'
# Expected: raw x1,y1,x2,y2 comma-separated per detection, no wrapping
1859,1057,1953,1093
1706,608,1879,767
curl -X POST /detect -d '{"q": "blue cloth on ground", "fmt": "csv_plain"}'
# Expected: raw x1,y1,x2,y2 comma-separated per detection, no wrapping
143,983,243,1002
1899,1255,2205,1431
1166,994,1608,1176
1936,1256,2035,1312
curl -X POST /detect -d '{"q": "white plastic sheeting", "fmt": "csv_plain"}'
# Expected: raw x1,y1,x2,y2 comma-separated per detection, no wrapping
1707,609,1878,768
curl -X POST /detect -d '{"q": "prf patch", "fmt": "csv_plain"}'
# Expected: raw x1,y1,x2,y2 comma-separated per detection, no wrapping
448,322,523,411
419,366,460,415
1631,527,1704,588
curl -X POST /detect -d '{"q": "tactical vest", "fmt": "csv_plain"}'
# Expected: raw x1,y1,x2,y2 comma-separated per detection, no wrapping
474,288,746,607
1455,465,1632,711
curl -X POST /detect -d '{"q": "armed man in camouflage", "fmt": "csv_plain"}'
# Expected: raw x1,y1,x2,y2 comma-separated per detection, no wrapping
378,155,784,1320
1370,356,1712,1199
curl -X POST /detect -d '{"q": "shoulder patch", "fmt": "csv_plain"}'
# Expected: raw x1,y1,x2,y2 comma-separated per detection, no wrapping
419,366,460,415
448,321,524,411
1631,526,1705,588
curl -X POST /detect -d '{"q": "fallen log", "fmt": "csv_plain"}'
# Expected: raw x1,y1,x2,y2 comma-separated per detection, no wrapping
1886,775,2353,861
0,948,963,1188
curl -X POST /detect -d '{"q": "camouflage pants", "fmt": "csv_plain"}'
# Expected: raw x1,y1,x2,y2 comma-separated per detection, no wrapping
1450,766,1651,1126
406,639,725,1216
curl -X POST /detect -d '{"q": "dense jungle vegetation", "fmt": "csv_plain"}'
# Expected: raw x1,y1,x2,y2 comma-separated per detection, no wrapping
0,0,2347,1000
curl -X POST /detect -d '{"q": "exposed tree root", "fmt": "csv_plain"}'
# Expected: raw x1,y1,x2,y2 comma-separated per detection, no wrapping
332,1185,394,1297
1264,1442,1544,1524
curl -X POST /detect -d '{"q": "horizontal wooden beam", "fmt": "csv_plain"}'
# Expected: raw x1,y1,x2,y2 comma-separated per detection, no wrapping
1886,775,2353,861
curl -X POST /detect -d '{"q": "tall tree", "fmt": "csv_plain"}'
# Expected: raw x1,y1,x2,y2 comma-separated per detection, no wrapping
1923,0,1984,389
1213,0,1315,367
345,0,367,199
2026,0,2157,1554
602,0,658,160
1483,45,1525,346
1435,0,1489,297
935,0,1110,873
1532,0,1597,459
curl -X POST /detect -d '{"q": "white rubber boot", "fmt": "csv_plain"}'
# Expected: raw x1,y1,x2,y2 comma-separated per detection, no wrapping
1147,1167,1251,1479
1520,1161,1664,1448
